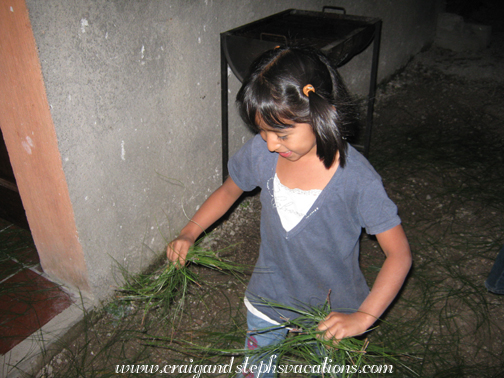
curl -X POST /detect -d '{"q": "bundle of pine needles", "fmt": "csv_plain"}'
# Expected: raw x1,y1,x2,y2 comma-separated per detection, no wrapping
116,240,246,324
142,296,417,377
243,299,416,377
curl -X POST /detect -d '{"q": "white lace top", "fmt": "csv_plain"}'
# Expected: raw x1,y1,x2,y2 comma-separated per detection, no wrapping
273,174,321,232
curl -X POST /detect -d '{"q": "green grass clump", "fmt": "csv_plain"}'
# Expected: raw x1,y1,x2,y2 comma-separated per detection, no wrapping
116,239,246,324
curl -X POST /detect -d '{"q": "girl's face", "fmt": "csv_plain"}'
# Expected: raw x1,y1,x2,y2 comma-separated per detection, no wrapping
257,118,317,163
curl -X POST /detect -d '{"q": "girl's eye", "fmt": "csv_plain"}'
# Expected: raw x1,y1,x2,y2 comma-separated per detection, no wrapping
278,135,287,140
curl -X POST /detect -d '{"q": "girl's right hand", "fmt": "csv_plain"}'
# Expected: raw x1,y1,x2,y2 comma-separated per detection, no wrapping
165,177,244,268
166,235,194,267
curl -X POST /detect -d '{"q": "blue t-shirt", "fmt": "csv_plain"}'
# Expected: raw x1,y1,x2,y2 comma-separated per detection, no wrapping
228,134,401,323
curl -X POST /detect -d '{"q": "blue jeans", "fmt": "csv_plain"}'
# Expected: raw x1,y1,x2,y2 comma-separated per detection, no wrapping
485,245,504,294
239,311,288,378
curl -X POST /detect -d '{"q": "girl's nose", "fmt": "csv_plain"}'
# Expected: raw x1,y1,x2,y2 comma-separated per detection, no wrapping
265,133,280,152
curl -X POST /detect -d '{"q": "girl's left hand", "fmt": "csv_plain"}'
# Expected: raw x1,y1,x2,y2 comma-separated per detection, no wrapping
318,225,411,341
317,311,374,340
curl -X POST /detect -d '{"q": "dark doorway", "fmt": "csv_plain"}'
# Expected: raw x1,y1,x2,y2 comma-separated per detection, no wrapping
0,128,29,229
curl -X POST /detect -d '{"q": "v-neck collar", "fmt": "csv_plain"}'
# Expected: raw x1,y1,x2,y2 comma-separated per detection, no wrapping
269,153,344,239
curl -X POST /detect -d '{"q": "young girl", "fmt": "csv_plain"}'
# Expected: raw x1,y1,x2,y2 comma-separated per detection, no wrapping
167,46,411,376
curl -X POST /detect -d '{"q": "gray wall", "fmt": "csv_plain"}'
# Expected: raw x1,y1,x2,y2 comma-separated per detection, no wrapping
26,0,440,304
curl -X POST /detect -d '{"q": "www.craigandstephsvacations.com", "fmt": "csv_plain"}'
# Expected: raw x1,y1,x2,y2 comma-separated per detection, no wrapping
115,357,394,376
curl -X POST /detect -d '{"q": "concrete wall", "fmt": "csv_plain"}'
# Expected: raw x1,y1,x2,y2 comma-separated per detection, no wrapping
23,0,440,304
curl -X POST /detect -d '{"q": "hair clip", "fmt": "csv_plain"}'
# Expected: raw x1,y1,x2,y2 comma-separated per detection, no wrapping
303,84,315,97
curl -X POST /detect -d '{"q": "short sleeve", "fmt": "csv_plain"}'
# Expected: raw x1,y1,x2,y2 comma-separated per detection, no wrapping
227,135,263,192
358,178,401,235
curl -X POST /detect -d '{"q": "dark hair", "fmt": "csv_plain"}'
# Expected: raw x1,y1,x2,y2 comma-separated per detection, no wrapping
236,46,356,168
